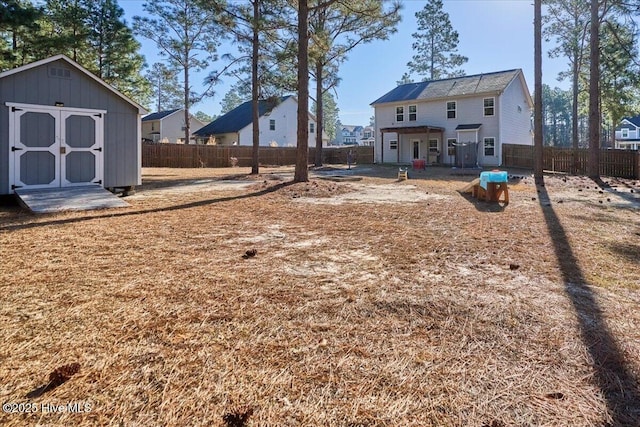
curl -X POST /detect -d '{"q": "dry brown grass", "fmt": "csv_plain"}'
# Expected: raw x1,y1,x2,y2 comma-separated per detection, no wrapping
1,165,639,426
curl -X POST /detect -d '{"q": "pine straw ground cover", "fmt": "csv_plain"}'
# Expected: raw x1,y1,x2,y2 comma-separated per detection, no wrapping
0,165,639,427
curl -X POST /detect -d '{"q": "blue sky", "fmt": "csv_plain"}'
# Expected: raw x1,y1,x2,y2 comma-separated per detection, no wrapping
119,0,569,125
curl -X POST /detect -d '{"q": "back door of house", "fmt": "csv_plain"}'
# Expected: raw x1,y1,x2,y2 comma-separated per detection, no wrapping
8,103,105,191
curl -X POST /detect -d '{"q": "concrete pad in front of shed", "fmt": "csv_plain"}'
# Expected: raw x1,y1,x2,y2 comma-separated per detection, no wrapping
15,186,129,213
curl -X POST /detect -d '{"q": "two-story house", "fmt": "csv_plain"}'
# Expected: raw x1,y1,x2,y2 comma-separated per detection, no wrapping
193,96,324,147
370,69,533,167
360,126,375,146
142,109,207,144
614,116,640,150
334,125,364,145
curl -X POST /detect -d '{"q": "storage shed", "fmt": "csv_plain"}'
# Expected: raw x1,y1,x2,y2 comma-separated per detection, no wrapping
0,54,147,196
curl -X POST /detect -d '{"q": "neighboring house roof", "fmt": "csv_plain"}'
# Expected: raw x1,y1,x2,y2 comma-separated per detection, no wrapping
371,69,525,105
0,54,148,114
621,116,640,127
194,96,293,136
342,125,363,133
142,109,181,121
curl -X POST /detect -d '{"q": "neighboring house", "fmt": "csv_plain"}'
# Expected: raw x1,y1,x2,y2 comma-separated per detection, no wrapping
193,96,325,147
360,126,375,146
142,109,206,144
0,54,147,195
335,125,364,145
614,116,640,150
370,69,533,167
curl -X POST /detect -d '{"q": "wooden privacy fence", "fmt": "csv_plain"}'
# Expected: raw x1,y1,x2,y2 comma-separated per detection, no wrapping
502,144,640,179
142,143,374,168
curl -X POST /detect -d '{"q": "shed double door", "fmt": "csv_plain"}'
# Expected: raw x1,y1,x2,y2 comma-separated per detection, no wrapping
8,103,105,191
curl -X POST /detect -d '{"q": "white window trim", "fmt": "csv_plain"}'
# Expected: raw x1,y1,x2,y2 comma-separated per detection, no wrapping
483,97,495,117
396,106,404,122
622,128,629,138
447,101,456,119
409,105,417,121
483,137,496,156
269,119,275,131
389,139,398,150
310,122,315,133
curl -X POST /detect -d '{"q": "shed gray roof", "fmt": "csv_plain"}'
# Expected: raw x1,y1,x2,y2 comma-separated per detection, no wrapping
193,96,292,136
0,54,148,114
142,109,180,121
371,69,522,105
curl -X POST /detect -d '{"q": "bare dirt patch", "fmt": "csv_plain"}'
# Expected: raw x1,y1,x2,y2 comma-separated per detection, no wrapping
0,166,639,426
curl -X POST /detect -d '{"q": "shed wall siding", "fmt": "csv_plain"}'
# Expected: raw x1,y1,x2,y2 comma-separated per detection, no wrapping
0,59,140,193
0,104,8,193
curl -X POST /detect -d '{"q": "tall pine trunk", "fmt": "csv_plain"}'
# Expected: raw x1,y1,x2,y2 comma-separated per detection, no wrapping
572,55,580,172
184,65,190,144
314,61,323,167
588,0,600,179
251,0,260,174
534,0,543,184
294,0,309,182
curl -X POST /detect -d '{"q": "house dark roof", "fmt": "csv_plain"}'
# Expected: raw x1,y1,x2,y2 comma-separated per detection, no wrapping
142,109,180,121
622,115,640,127
371,69,522,105
194,96,292,136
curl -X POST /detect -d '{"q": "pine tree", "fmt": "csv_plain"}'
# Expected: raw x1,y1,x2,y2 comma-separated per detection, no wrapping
407,0,467,81
215,0,292,173
543,0,589,168
312,92,339,143
43,0,92,63
599,20,640,148
146,63,183,112
133,0,226,144
85,0,150,105
220,86,247,114
308,0,400,166
0,0,43,69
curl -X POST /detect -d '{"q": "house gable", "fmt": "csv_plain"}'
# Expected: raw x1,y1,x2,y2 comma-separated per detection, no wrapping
0,54,147,114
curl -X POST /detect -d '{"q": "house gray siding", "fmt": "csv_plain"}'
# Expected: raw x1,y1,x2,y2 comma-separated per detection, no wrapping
0,58,140,194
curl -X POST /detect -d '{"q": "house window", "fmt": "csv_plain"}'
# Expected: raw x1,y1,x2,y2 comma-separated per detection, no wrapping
622,128,629,138
409,105,417,121
396,106,404,122
428,139,439,153
447,138,457,156
447,101,456,119
484,137,496,156
390,140,398,150
484,97,495,116
310,123,315,133
269,119,275,131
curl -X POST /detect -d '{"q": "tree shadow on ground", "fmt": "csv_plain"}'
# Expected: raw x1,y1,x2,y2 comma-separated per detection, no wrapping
0,181,296,232
537,179,640,425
